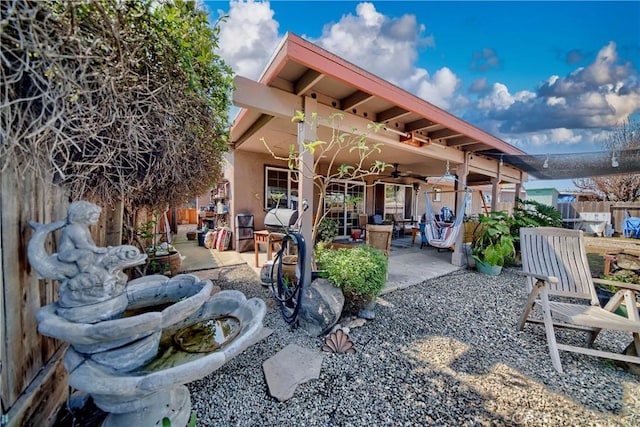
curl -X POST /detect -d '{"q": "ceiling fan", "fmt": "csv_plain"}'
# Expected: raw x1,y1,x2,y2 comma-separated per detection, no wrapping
380,163,428,181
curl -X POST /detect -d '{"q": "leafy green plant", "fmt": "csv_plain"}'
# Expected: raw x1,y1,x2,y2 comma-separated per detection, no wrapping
509,198,562,246
472,211,515,267
314,244,387,313
316,218,339,243
162,411,197,427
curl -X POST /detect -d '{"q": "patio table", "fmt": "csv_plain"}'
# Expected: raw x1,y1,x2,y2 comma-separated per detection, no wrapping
254,230,283,267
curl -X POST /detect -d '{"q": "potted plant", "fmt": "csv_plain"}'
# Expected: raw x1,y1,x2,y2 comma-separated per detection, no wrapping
472,211,515,275
146,242,182,276
314,244,387,314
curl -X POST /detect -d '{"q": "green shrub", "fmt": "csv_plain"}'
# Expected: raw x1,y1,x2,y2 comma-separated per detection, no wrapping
316,217,338,243
509,198,562,245
315,244,387,313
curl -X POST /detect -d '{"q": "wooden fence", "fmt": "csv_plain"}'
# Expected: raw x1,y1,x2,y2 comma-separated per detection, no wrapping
556,201,640,236
494,200,640,236
0,170,126,426
1,170,70,426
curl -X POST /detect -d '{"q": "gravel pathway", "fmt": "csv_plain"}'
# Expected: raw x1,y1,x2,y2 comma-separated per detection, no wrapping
189,265,640,426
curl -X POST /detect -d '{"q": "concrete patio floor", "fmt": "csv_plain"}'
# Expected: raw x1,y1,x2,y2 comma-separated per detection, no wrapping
173,225,463,294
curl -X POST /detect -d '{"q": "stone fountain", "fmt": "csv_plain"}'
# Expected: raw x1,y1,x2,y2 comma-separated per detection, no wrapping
27,201,266,426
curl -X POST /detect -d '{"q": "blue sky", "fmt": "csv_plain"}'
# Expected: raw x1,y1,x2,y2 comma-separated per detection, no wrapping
203,1,640,191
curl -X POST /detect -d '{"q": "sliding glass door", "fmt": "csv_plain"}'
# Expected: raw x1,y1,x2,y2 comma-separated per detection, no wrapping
324,181,366,239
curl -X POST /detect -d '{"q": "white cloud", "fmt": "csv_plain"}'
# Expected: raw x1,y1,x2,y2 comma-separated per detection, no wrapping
215,0,281,79
549,128,582,144
314,2,425,82
309,2,467,109
477,83,535,111
546,97,566,107
479,42,640,135
415,67,461,110
506,128,583,150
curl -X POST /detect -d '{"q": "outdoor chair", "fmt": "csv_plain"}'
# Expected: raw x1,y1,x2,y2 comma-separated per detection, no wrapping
366,224,393,279
365,224,393,257
358,213,368,239
518,227,640,373
622,209,640,238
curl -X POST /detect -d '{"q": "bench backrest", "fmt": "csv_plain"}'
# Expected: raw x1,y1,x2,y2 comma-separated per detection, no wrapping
519,227,599,304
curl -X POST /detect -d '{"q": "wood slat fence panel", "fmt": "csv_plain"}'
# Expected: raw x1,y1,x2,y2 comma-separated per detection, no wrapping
558,201,640,236
487,201,640,237
1,169,69,427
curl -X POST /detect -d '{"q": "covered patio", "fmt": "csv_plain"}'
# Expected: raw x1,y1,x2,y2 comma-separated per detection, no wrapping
175,226,461,295
225,33,528,267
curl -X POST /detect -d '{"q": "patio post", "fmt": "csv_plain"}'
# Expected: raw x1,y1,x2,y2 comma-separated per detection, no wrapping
451,153,470,266
491,155,503,212
297,96,317,290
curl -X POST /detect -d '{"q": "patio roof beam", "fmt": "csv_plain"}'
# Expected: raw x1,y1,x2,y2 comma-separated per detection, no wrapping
233,75,303,119
234,114,275,146
446,136,478,147
376,106,411,123
469,154,499,179
315,102,467,165
405,118,436,133
416,143,465,164
341,90,374,111
428,128,463,140
295,69,324,95
315,102,400,146
462,143,492,152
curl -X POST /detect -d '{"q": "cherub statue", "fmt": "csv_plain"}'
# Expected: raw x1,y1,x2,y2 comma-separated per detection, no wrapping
28,201,147,309
57,201,108,273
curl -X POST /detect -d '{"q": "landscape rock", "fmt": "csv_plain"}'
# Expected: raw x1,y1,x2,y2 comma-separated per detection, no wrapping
298,278,344,337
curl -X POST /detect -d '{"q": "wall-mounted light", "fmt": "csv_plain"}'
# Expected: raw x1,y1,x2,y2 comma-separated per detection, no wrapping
611,151,619,168
543,154,549,169
499,154,504,167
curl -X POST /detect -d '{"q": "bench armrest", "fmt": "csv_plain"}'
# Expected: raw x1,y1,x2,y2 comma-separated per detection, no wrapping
518,270,559,284
592,277,640,293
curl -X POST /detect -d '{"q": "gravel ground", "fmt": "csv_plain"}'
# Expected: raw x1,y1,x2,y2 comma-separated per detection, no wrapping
189,265,640,426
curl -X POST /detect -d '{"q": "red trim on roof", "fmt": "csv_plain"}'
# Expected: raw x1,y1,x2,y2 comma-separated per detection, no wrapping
238,33,525,156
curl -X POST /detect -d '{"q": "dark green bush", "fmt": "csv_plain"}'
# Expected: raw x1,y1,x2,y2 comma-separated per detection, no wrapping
316,218,339,243
315,244,387,313
510,198,562,245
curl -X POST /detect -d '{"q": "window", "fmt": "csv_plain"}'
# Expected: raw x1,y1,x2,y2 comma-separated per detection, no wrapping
265,166,298,209
376,183,413,220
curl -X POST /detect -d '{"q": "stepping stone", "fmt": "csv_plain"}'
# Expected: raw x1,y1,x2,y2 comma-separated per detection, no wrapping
263,343,323,402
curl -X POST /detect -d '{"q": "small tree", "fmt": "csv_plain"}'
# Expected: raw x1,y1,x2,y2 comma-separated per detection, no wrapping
1,0,233,216
573,120,640,201
262,111,392,243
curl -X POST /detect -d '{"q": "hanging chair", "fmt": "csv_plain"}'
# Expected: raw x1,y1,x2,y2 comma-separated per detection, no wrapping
419,162,472,249
422,190,472,249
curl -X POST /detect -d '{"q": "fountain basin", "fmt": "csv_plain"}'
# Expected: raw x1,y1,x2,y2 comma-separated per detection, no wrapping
27,202,267,426
36,274,213,366
63,290,266,423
